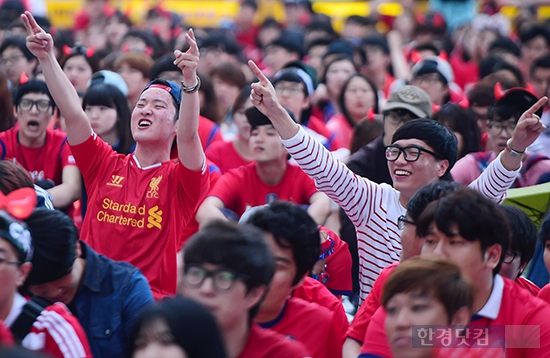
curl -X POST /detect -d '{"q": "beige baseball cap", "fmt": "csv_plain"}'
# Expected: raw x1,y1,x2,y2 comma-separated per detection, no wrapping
384,85,433,119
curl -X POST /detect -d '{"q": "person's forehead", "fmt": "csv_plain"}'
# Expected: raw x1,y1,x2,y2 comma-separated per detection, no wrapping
264,232,295,263
140,87,173,103
392,138,434,151
0,237,18,258
2,46,23,56
532,67,550,78
275,80,303,87
22,92,49,100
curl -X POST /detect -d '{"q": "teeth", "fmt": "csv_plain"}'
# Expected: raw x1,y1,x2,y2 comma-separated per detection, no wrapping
139,120,152,127
395,170,411,176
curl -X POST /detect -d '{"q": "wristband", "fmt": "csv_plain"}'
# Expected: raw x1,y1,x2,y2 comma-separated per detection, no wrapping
505,138,525,159
181,75,201,94
319,237,335,260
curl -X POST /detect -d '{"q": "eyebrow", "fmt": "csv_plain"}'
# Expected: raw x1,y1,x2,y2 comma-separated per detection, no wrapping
274,256,292,265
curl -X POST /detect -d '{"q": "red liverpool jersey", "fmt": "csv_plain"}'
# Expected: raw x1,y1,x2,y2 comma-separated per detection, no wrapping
70,133,209,299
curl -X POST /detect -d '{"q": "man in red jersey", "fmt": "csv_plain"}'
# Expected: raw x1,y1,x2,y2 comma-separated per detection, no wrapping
243,201,348,358
0,78,80,210
417,188,550,357
180,220,311,358
196,106,330,226
22,12,209,299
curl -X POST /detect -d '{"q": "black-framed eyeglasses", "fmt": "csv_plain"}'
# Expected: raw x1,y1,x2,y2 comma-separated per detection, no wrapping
18,99,52,113
385,145,442,162
383,110,415,126
488,121,516,134
183,264,247,291
0,257,21,266
503,251,520,264
397,215,415,230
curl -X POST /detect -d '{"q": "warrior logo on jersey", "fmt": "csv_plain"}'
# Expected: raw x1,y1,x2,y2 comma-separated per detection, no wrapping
107,175,125,187
146,175,163,199
147,205,163,229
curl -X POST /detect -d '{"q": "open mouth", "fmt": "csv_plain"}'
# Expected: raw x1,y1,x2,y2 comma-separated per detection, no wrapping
27,120,40,130
138,119,152,128
394,169,412,177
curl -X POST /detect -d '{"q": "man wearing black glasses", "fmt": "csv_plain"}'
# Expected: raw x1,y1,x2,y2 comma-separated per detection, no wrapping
180,220,310,358
339,85,432,303
247,59,547,304
0,78,80,210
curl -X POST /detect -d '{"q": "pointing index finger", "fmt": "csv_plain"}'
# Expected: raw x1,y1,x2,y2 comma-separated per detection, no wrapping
525,96,548,118
185,28,199,56
248,60,269,86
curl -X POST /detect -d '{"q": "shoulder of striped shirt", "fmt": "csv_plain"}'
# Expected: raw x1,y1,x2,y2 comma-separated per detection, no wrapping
24,303,88,357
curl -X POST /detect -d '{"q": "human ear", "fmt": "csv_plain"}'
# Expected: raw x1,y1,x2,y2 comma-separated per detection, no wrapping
436,159,450,178
483,244,502,271
450,306,471,326
16,262,33,287
245,285,267,310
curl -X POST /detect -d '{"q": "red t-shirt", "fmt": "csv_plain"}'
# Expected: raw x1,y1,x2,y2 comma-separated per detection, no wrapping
320,226,352,295
515,276,541,296
206,140,252,174
258,296,347,358
469,277,550,358
537,284,550,304
0,127,75,185
70,133,210,299
179,160,222,250
294,276,344,313
209,162,318,217
305,116,345,151
361,276,550,358
238,323,310,358
198,115,222,150
326,113,354,150
360,306,391,357
348,263,398,343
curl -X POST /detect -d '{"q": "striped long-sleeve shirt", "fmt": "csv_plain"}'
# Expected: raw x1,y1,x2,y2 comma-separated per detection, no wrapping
282,127,520,301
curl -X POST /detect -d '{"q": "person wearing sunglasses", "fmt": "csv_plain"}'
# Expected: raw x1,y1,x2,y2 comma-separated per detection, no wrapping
0,78,81,212
246,59,547,305
180,220,310,358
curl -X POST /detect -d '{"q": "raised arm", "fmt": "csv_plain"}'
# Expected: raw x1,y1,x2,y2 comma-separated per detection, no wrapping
500,96,548,170
21,11,92,145
173,29,204,171
248,60,301,139
471,96,549,202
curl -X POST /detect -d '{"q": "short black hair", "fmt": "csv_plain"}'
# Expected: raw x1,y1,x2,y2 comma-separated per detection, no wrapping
416,188,511,275
150,53,179,79
530,54,550,76
129,297,227,358
243,201,320,285
406,181,462,222
184,220,275,293
25,208,78,285
0,35,36,62
392,119,458,178
501,205,537,274
12,79,56,112
488,37,521,58
519,25,550,47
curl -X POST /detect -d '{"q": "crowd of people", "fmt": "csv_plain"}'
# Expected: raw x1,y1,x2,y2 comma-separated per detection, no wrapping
2,0,550,357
